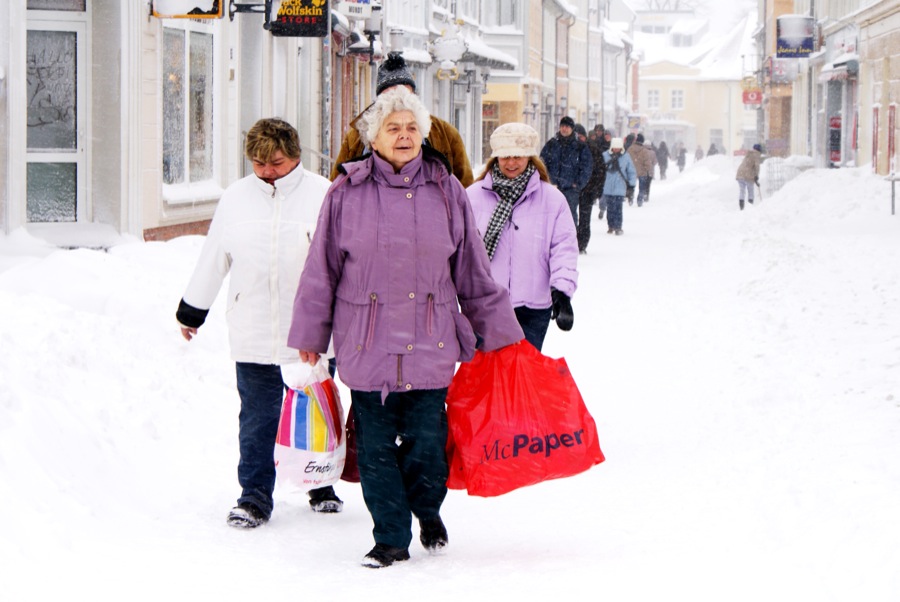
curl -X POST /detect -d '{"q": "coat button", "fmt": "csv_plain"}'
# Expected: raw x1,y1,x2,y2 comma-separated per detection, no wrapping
403,176,410,182
407,344,414,351
405,383,413,390
406,192,412,199
438,342,444,348
356,344,362,351
408,292,415,299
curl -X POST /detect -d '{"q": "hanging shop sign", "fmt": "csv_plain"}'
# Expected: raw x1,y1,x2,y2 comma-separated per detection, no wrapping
268,0,330,37
151,0,224,19
336,0,371,19
776,15,814,58
742,89,762,105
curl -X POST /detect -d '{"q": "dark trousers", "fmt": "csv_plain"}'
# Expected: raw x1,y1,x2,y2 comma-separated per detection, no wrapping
637,176,652,206
352,388,449,549
577,189,595,251
234,362,285,518
561,188,580,225
515,305,553,352
604,195,624,230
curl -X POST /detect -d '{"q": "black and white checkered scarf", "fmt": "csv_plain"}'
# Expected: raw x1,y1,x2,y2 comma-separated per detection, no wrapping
483,162,535,260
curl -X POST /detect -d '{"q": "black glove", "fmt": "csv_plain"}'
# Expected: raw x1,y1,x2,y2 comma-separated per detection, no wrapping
550,289,574,331
754,177,760,186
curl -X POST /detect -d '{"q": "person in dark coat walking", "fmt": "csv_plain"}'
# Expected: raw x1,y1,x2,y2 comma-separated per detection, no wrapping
575,124,606,254
656,141,670,180
676,144,687,172
540,116,594,226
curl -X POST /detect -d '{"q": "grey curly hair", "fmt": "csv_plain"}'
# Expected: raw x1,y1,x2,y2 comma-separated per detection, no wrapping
359,86,432,148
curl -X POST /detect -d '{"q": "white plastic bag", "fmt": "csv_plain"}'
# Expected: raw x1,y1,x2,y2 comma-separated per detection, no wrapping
274,360,346,491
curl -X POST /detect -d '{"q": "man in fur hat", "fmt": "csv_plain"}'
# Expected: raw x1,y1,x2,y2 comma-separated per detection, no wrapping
330,52,473,187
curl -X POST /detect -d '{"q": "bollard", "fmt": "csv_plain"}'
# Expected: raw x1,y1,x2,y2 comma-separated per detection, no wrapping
886,174,899,216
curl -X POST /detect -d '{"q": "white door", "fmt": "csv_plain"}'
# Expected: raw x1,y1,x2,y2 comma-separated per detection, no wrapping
26,17,87,223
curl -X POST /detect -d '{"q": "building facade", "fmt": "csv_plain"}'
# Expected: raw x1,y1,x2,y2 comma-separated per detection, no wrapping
0,0,632,248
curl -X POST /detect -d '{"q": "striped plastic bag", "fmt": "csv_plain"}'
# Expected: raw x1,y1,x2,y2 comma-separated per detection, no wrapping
274,361,346,491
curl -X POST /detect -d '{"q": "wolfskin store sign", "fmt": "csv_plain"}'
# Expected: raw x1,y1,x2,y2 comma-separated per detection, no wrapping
151,0,224,18
268,0,329,37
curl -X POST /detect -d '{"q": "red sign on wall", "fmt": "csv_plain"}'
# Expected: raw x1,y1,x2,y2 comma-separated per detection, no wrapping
743,89,762,105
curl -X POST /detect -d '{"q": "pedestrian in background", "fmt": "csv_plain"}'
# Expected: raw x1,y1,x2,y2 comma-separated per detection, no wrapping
540,116,593,225
656,141,670,180
330,52,473,187
600,137,637,236
575,123,606,254
736,143,763,210
468,122,578,351
628,133,656,207
175,118,332,529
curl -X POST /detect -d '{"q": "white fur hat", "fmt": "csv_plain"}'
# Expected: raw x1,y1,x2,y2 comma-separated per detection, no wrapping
490,122,539,158
610,137,624,150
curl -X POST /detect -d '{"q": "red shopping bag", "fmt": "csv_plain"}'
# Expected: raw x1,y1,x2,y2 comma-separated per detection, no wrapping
445,341,604,497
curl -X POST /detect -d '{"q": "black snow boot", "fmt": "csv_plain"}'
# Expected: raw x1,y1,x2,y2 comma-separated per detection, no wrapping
419,516,449,552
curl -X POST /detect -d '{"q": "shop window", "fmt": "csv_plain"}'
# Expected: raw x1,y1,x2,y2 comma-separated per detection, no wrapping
162,25,214,185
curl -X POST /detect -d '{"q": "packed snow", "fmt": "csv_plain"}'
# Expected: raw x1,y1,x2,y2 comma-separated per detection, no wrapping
2,155,899,600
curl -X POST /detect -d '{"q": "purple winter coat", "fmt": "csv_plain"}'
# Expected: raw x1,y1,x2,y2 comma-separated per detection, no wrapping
467,170,578,310
287,149,524,396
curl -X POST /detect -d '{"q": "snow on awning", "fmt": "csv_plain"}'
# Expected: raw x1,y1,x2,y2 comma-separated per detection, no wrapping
818,52,859,82
399,47,433,67
461,36,517,70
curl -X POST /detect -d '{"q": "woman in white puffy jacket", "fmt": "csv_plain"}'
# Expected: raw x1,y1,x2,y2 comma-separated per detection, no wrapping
176,118,335,528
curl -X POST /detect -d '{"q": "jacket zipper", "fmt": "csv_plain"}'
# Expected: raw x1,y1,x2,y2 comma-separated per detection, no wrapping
365,292,377,350
426,293,434,336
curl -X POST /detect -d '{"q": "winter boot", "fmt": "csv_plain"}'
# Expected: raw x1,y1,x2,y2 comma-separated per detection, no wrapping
362,543,411,568
419,516,449,553
739,199,745,211
308,486,344,513
226,502,268,529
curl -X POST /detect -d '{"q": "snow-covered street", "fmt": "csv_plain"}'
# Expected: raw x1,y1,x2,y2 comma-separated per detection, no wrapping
1,155,898,600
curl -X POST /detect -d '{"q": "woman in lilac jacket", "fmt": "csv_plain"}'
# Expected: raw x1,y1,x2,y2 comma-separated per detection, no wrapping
466,122,579,351
287,87,523,569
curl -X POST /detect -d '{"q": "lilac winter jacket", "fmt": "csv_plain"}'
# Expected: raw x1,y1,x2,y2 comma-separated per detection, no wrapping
467,170,578,310
287,149,524,396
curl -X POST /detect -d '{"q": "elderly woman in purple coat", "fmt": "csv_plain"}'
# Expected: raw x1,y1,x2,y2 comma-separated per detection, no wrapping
288,87,523,569
466,122,579,352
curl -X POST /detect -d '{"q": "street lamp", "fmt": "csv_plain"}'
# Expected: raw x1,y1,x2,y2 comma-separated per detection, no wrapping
364,3,383,96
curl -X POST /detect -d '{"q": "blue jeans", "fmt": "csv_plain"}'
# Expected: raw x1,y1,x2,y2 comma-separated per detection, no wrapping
234,362,285,518
636,176,652,206
515,305,552,352
604,195,624,230
352,388,449,549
